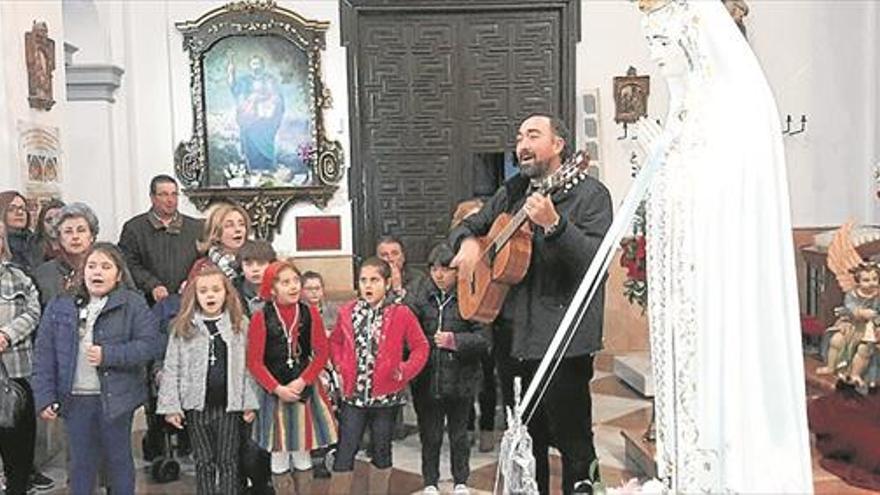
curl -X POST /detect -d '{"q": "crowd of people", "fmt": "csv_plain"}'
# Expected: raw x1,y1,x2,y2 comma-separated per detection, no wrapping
0,113,609,495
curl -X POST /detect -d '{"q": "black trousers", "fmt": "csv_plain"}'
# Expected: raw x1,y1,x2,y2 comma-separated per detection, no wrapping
413,388,472,486
521,355,596,495
240,420,272,494
468,348,497,432
0,377,35,495
333,403,397,471
494,321,519,411
186,405,242,495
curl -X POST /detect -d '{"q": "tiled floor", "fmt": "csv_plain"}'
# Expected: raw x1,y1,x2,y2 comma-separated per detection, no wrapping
19,353,874,494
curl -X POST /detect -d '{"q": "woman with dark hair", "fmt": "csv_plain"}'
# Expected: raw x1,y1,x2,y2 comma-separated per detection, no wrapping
0,191,39,271
33,198,66,263
32,242,161,495
0,219,41,495
32,202,99,307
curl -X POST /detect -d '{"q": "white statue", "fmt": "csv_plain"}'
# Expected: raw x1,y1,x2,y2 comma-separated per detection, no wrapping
637,0,813,492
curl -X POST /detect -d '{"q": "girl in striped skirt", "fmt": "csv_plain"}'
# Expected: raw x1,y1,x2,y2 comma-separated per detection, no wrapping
156,261,259,495
247,260,338,494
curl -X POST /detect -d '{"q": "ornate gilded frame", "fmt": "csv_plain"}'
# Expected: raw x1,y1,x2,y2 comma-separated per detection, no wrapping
174,0,344,240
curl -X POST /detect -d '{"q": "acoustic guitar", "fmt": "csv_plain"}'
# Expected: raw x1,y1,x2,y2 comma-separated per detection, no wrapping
458,151,591,323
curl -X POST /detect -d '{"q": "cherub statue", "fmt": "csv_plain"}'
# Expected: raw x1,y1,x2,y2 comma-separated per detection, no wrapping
817,221,880,387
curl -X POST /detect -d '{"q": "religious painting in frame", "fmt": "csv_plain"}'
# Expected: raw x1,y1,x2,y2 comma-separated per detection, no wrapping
174,1,344,240
18,121,62,194
613,66,649,125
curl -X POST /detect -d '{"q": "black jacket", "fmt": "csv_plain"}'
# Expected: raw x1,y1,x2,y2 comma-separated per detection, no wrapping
409,283,487,399
449,173,612,360
7,228,40,273
118,211,202,304
33,258,76,308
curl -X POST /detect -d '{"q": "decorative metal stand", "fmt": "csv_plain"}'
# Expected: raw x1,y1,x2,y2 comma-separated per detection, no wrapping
498,378,539,495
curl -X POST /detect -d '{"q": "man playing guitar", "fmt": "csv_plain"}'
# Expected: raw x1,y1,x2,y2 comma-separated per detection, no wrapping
450,113,613,495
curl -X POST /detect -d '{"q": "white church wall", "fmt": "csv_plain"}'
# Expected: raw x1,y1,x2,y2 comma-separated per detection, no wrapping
750,0,877,228
866,3,880,225
0,1,67,195
579,0,879,229
62,1,133,240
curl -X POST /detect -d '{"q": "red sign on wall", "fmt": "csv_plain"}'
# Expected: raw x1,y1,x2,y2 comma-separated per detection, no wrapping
296,216,342,251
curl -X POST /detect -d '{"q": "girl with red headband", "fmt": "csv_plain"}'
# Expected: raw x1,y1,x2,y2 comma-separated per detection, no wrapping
246,260,337,494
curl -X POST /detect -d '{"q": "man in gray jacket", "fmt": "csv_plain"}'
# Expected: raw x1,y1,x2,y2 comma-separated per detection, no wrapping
118,175,202,306
450,114,612,495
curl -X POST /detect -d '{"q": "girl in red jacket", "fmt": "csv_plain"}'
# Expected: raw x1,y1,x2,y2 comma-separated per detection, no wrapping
328,257,429,494
246,260,337,494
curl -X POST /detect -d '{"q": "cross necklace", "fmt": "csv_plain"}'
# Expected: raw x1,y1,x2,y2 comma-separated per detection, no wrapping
274,303,301,369
207,321,222,366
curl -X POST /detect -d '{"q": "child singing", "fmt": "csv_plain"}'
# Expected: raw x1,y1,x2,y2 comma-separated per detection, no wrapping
156,260,259,494
329,257,429,494
33,243,161,495
247,260,338,494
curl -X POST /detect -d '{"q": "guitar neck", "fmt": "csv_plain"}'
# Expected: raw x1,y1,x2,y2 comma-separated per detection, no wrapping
486,151,584,257
491,207,531,255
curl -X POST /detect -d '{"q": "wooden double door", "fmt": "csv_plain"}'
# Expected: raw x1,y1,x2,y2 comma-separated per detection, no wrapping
342,0,579,266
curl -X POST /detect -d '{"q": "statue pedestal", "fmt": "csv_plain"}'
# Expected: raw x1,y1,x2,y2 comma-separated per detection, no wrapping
621,429,657,479
613,351,657,478
613,352,654,397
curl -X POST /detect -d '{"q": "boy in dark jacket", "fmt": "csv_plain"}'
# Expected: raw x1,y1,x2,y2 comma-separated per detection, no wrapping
410,243,487,494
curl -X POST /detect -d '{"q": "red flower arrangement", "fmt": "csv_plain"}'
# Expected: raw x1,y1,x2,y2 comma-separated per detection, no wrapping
620,202,647,312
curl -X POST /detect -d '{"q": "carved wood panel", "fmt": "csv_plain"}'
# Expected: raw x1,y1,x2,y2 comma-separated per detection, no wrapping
344,1,576,266
461,12,561,152
358,16,460,263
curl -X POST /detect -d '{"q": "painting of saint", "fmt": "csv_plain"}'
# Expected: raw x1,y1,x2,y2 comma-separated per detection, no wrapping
203,35,314,188
228,54,284,172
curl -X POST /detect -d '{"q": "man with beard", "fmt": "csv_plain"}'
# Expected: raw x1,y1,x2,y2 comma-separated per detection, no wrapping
449,114,612,494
